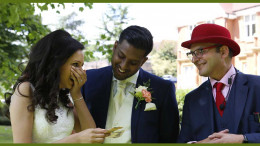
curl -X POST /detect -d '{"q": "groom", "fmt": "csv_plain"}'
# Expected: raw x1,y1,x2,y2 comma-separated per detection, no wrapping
81,25,179,143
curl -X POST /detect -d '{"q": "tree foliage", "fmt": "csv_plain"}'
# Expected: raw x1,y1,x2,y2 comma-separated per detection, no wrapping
151,40,177,77
0,3,50,98
59,12,85,35
58,11,94,62
0,3,93,99
94,4,132,62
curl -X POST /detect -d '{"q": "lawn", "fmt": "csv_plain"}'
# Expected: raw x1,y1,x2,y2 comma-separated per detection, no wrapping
0,125,13,143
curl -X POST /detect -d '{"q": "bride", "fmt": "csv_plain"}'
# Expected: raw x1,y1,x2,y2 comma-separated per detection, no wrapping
5,30,108,143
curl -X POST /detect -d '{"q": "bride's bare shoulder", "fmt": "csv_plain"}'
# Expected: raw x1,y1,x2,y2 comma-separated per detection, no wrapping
13,81,33,98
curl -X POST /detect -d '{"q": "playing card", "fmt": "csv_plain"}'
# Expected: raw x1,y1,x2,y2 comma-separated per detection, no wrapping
107,129,125,138
105,127,123,134
105,127,124,138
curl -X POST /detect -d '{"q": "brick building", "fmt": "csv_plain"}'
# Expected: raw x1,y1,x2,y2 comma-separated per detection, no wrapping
177,3,260,89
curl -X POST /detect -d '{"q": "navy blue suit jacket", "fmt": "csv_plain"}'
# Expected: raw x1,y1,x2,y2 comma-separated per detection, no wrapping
178,72,260,143
81,66,179,143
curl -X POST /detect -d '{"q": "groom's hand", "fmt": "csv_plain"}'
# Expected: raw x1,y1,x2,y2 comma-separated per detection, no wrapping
70,66,87,98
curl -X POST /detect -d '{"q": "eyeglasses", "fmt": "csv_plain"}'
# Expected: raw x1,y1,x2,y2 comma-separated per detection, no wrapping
186,45,221,61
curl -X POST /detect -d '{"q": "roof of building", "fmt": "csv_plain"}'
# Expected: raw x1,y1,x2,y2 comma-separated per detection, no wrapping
220,3,260,13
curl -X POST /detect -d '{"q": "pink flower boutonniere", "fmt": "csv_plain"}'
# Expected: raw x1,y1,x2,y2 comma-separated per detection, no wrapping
130,80,157,111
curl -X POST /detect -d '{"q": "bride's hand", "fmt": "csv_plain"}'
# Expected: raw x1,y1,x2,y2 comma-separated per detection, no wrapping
77,128,108,143
70,66,87,98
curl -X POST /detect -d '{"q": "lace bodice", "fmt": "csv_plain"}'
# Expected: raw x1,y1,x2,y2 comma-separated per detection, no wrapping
32,103,74,143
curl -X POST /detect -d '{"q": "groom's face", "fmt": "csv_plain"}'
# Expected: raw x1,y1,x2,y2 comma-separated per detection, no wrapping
111,40,148,80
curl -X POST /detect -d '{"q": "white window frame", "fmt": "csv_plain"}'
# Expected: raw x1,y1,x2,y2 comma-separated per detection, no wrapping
201,76,208,84
242,62,248,73
206,20,215,24
244,14,256,41
188,24,197,39
180,65,196,89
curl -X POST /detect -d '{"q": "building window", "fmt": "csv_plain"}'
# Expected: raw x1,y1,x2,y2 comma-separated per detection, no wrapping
180,65,196,89
184,66,193,76
206,20,215,24
188,24,197,38
201,76,208,83
244,14,256,39
242,62,247,73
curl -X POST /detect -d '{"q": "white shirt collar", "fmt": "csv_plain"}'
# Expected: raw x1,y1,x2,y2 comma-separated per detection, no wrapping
113,70,139,85
210,64,236,88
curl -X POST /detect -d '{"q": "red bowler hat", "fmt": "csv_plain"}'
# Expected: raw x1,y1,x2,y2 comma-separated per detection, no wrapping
181,24,240,56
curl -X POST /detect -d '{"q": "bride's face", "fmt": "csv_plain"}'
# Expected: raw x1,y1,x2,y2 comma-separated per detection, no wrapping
59,50,84,89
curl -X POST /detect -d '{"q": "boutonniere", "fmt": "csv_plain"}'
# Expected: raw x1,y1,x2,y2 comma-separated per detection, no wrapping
130,79,157,111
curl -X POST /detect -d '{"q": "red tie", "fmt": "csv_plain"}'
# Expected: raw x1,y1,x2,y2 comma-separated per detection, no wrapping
214,82,225,117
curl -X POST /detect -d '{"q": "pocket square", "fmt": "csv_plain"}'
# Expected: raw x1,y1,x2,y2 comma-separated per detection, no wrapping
253,112,260,123
144,102,157,111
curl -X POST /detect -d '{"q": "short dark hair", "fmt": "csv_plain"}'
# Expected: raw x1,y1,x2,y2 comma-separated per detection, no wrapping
5,29,84,123
118,25,153,56
215,44,234,58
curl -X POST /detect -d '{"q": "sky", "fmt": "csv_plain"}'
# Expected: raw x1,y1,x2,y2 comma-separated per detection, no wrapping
39,3,224,43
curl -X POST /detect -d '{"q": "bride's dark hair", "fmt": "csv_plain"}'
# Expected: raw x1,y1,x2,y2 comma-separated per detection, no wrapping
5,29,84,123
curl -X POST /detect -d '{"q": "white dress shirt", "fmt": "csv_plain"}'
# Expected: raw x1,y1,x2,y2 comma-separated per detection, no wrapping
104,70,139,143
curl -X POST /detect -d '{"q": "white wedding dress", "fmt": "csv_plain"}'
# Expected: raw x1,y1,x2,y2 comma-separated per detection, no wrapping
29,84,74,143
12,84,75,143
32,102,74,143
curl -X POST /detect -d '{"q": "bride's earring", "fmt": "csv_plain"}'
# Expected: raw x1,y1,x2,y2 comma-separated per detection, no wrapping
57,94,59,103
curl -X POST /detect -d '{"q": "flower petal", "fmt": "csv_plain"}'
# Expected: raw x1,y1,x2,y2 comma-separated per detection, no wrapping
136,86,148,92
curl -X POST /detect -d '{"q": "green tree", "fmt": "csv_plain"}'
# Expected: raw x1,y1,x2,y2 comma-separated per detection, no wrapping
94,4,132,62
151,40,177,77
0,3,93,99
58,11,94,62
0,3,50,98
59,12,85,35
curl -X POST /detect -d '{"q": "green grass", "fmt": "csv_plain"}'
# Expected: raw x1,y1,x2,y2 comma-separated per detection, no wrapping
0,125,13,143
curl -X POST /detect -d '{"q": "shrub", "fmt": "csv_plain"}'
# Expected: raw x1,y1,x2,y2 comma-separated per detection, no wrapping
176,88,193,123
0,101,11,125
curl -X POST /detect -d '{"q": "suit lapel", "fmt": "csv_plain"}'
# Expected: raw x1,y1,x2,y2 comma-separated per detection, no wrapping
100,66,113,128
201,80,215,135
131,69,145,142
233,73,248,133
